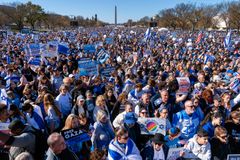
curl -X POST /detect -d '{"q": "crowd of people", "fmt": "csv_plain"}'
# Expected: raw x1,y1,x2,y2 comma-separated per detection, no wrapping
0,26,239,160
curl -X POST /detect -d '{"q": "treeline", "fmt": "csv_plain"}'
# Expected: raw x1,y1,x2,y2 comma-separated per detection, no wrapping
0,2,106,31
0,1,240,31
127,1,240,31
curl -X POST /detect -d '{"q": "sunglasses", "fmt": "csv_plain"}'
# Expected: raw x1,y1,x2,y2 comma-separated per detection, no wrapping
219,135,228,139
155,143,162,146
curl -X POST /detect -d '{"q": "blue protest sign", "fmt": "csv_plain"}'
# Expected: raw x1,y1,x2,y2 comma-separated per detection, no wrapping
83,44,96,53
105,38,114,44
78,60,98,76
100,66,115,77
58,43,69,54
61,128,91,155
25,43,41,57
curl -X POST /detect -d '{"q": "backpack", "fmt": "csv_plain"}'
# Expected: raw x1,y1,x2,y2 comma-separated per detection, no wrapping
24,128,48,160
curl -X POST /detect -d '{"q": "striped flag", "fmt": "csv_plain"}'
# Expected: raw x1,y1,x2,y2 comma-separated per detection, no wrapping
195,31,203,44
144,28,151,41
224,30,232,49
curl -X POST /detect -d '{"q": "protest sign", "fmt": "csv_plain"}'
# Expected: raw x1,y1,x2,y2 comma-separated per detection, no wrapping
138,117,166,135
105,37,114,44
176,77,190,94
58,43,69,55
96,49,110,64
78,59,98,76
41,42,58,58
227,154,240,160
83,45,96,53
61,128,91,154
100,66,115,78
229,78,240,94
25,44,41,57
167,147,184,160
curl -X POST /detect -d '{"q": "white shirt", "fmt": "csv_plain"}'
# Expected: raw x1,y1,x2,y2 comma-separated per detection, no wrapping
153,148,165,160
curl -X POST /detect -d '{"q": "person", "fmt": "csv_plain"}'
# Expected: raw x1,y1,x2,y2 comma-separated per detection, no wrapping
93,95,110,122
111,92,128,122
108,126,142,160
164,127,182,148
104,87,117,115
201,111,223,138
172,100,201,141
90,148,107,160
45,132,78,160
157,106,172,131
181,128,211,160
62,114,81,130
0,119,36,160
210,126,231,160
141,133,169,160
220,92,240,118
22,101,47,133
61,114,92,160
91,110,115,150
0,104,10,123
123,112,141,149
55,84,72,119
71,95,89,118
128,83,144,105
44,93,62,133
135,92,154,117
15,152,34,160
8,104,26,123
113,102,137,128
224,111,240,154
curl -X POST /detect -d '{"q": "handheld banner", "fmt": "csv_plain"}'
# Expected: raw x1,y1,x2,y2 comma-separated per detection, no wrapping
138,117,166,135
61,128,91,154
176,77,190,95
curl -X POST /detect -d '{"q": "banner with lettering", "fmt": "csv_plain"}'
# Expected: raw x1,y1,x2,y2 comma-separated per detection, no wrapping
78,59,98,76
61,128,91,154
176,77,190,95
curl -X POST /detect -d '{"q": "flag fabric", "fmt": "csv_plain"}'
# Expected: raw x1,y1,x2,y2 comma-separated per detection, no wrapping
224,30,232,49
195,31,203,44
144,28,151,41
0,89,8,105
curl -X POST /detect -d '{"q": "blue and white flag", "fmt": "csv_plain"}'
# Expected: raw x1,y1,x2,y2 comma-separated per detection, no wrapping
0,88,8,105
224,30,232,49
96,49,110,64
58,43,69,55
144,28,151,41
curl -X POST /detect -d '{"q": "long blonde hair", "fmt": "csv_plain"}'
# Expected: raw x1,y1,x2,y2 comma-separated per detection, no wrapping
62,114,80,130
43,93,61,118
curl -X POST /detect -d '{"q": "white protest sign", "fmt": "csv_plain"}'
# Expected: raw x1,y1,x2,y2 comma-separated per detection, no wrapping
176,77,190,95
138,117,166,135
167,147,184,160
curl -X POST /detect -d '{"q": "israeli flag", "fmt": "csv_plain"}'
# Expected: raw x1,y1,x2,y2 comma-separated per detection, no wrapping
224,30,232,49
144,28,151,41
0,88,8,105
